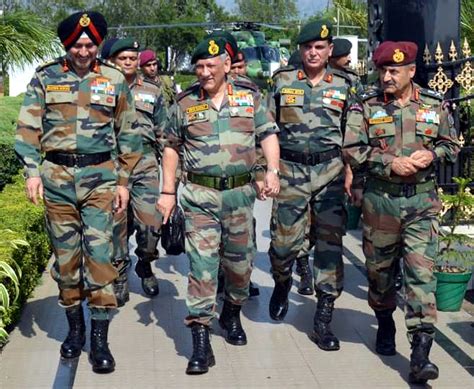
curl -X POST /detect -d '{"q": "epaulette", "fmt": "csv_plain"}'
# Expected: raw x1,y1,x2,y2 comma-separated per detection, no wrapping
271,65,296,79
359,87,382,101
176,83,200,102
142,77,160,88
35,57,62,72
419,87,443,101
98,58,122,72
234,77,259,92
330,67,352,83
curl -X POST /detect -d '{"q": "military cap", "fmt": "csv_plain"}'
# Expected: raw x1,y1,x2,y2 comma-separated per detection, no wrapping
234,50,246,63
331,38,352,58
139,49,156,67
109,38,140,58
373,41,418,67
191,37,227,64
297,20,332,44
57,11,107,51
100,38,119,60
208,31,238,62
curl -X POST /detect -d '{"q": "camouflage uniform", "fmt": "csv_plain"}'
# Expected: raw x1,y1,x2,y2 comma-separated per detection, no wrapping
112,75,167,269
343,83,459,334
15,57,141,313
164,78,278,325
268,66,353,297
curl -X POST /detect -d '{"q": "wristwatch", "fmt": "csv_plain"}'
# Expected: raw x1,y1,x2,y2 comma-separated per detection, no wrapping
267,167,280,176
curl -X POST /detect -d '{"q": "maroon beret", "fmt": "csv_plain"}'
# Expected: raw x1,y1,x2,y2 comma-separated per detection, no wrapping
58,11,107,51
139,49,157,67
373,41,418,67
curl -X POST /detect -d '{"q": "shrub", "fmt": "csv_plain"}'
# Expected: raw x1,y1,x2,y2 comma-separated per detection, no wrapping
0,174,51,343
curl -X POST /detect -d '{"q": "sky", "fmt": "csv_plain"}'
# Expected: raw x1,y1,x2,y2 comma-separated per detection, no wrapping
215,0,329,19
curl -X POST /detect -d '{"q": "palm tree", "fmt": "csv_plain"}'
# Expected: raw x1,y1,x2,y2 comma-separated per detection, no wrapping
461,0,474,49
319,0,367,37
0,10,61,96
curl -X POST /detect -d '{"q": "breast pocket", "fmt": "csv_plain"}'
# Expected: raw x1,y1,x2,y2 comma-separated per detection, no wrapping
368,122,396,148
229,106,254,133
45,93,75,122
279,94,304,124
416,121,438,148
90,94,116,125
185,110,214,138
135,100,154,116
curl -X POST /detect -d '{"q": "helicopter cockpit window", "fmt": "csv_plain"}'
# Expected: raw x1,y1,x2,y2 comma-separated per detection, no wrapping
242,47,258,61
261,46,280,63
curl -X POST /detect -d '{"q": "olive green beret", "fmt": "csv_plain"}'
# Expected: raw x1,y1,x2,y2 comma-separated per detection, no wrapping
297,20,332,44
331,38,352,58
109,38,140,58
208,31,238,62
191,37,227,64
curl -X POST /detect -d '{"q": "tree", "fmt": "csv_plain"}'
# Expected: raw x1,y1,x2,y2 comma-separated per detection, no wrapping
461,0,474,49
0,10,62,95
236,0,298,24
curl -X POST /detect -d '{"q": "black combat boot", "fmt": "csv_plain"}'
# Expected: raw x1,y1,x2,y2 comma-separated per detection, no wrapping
135,259,159,296
409,332,439,384
269,277,292,321
219,300,247,345
375,309,396,356
113,273,130,307
310,292,340,351
295,256,314,295
89,319,115,374
186,323,216,375
60,304,86,358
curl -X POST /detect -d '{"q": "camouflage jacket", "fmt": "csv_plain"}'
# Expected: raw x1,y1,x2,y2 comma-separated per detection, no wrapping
164,77,278,177
15,57,142,185
268,65,354,154
131,74,167,153
144,74,176,108
343,82,460,184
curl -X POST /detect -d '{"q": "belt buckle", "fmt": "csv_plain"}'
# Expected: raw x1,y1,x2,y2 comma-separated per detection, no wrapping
304,154,314,165
402,184,416,197
219,177,229,190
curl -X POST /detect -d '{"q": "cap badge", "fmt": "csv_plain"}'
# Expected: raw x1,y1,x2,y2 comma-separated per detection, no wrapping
208,40,219,55
393,49,405,63
133,41,139,49
79,13,91,27
321,25,329,39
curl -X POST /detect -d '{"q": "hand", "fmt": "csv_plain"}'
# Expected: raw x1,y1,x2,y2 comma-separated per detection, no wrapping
114,185,129,214
391,156,424,176
254,180,266,200
157,194,176,224
410,150,434,169
263,170,280,198
344,165,353,198
351,188,363,207
25,177,43,205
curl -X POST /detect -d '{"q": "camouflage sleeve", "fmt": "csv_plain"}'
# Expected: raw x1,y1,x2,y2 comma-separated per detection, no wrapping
153,91,168,156
114,79,143,186
266,79,278,122
433,102,460,163
14,73,45,178
254,90,279,140
162,102,184,152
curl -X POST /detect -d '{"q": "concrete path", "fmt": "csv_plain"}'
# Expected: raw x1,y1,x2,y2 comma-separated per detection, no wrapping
1,199,473,388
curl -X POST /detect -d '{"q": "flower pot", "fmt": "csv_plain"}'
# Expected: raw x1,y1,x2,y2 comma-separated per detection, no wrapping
346,204,362,230
434,270,472,312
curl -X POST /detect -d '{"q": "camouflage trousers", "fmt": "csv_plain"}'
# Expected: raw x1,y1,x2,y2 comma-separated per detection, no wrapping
42,159,118,309
362,187,441,333
112,152,163,269
269,158,346,297
181,182,256,326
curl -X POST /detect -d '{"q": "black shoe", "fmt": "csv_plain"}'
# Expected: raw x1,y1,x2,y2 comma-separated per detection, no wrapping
60,305,86,359
249,281,260,297
219,300,247,346
296,256,313,295
90,319,115,374
310,293,340,351
113,273,130,307
409,332,439,384
375,309,396,356
186,324,216,375
135,260,159,296
269,278,292,321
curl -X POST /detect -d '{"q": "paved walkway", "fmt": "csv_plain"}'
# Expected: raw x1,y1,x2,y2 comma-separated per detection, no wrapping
1,200,473,388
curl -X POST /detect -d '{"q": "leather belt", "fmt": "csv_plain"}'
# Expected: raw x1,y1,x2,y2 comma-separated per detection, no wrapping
187,172,251,191
280,148,341,166
45,151,111,168
367,178,436,197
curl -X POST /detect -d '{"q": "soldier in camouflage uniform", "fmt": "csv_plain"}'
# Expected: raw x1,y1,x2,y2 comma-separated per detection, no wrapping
157,36,280,375
268,21,354,352
109,39,167,305
343,41,459,384
15,11,142,374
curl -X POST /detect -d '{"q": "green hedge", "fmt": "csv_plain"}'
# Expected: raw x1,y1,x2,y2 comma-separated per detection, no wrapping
0,96,23,191
0,175,51,332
